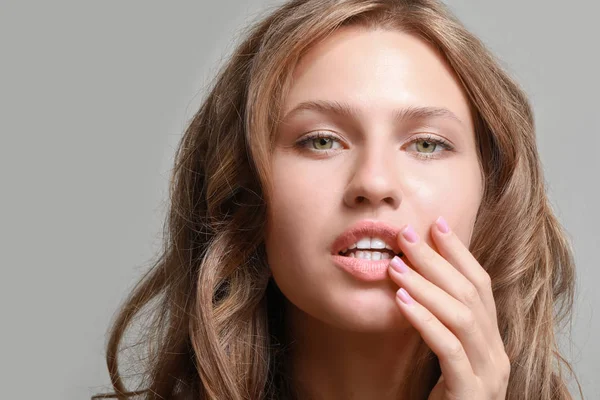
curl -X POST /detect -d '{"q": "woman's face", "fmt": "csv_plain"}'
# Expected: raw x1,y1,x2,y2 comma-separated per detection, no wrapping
265,27,484,332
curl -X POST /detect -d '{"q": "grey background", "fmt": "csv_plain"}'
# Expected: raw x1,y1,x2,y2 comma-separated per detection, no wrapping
1,1,597,399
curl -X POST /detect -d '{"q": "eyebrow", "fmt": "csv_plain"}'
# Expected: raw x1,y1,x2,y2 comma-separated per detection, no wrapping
281,99,464,127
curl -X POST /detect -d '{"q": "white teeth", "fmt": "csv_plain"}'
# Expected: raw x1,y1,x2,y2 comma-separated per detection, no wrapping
345,236,393,252
370,238,386,249
356,238,371,249
345,250,390,260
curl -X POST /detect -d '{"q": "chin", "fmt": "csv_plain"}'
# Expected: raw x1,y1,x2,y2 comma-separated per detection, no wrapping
324,287,408,332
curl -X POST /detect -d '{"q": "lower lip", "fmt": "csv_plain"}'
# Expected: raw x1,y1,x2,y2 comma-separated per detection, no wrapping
331,254,394,282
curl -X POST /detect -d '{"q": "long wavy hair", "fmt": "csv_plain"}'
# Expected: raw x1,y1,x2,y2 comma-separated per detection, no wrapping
92,0,583,399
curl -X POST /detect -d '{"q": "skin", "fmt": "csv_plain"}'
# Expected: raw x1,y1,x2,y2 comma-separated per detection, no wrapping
265,26,509,399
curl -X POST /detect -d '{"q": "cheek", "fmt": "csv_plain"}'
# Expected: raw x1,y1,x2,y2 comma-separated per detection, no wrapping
411,159,482,245
264,158,347,317
265,157,340,270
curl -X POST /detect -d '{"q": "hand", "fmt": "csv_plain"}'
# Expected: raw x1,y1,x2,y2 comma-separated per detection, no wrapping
387,216,510,400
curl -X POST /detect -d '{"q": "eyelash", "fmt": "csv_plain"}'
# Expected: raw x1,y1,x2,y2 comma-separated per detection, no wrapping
294,132,455,160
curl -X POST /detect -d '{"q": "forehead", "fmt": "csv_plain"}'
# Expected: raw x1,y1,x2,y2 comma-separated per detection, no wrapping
281,27,474,133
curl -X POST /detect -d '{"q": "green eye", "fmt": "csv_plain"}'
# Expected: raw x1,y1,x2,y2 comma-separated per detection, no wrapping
415,139,438,153
408,134,454,160
295,132,454,160
313,137,334,150
295,132,343,152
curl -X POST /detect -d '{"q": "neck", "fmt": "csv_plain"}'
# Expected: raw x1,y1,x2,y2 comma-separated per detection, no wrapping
284,299,422,400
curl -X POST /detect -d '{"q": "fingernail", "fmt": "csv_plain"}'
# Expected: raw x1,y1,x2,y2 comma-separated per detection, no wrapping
436,216,450,234
390,256,408,273
397,288,414,305
401,224,418,243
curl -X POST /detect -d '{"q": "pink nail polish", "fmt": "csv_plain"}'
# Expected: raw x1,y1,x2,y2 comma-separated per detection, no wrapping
401,224,418,243
436,216,450,233
390,256,408,273
397,288,414,305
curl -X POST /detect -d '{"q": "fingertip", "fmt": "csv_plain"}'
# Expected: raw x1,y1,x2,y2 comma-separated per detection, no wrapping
396,288,414,305
435,216,450,234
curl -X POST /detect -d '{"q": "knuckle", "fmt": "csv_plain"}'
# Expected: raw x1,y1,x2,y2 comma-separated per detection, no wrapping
478,271,492,288
462,284,480,307
456,309,477,334
422,311,436,325
445,341,466,362
421,249,436,265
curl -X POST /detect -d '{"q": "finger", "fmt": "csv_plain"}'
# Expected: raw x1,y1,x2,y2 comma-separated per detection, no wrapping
430,216,500,333
396,223,493,338
394,286,475,393
396,221,502,352
388,257,493,374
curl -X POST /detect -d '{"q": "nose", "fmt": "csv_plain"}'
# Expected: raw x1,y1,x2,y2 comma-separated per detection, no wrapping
343,147,401,210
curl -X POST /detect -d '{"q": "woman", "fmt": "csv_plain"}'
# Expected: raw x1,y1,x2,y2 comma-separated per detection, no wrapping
93,0,582,398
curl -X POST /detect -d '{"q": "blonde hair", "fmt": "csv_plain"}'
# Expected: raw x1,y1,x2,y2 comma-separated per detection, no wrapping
93,0,583,399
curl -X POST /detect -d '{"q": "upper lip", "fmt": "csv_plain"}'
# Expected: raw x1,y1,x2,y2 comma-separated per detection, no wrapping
331,219,403,255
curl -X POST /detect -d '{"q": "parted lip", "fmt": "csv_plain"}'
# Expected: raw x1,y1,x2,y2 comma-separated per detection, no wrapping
330,219,403,256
